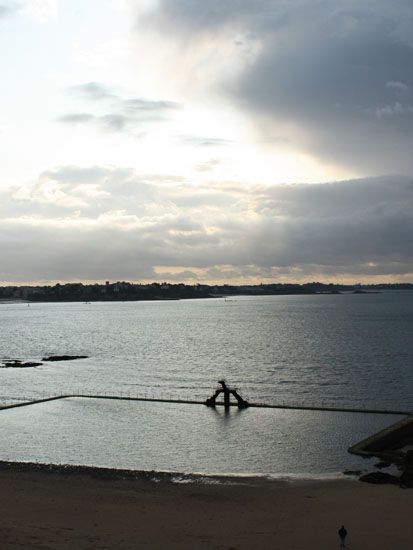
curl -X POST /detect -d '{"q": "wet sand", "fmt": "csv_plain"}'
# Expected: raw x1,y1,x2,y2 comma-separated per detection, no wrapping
0,467,411,549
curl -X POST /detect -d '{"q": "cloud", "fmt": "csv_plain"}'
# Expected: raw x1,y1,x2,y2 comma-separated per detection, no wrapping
1,168,411,283
386,80,410,95
139,0,413,174
0,1,20,18
68,82,116,102
59,82,181,134
0,0,57,21
140,0,269,32
23,0,57,21
59,113,96,125
179,135,233,147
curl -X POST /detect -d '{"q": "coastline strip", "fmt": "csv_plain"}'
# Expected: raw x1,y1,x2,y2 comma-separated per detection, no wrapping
0,459,292,486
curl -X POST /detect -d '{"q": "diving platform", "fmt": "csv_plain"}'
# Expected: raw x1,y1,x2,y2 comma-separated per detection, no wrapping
205,380,249,409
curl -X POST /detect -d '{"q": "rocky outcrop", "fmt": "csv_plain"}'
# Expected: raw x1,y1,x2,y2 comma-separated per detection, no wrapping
0,355,89,367
374,461,391,469
42,355,88,362
350,415,413,488
359,471,400,485
399,450,413,488
343,470,362,476
0,360,42,368
358,450,413,488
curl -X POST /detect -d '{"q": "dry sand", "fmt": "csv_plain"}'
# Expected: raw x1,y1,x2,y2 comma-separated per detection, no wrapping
0,469,411,549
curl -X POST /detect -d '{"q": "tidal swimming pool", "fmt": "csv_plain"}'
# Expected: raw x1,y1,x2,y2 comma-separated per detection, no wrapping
0,397,403,478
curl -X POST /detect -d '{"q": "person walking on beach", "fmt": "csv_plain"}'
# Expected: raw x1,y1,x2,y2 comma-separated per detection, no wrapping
338,525,347,547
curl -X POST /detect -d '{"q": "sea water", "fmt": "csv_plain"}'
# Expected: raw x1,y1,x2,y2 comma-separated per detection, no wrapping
0,397,404,476
0,292,411,475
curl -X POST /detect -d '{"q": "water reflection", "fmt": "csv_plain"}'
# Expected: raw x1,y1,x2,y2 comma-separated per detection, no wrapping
210,406,245,421
0,294,411,411
0,398,403,476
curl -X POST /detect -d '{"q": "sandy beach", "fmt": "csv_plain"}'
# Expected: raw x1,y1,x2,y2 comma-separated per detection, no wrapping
0,466,411,549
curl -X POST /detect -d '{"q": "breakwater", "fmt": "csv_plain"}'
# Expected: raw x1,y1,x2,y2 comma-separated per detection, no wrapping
349,415,413,456
0,393,410,416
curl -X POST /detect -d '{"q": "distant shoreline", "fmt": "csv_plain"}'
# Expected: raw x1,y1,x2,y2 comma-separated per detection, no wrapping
1,281,412,303
1,288,412,305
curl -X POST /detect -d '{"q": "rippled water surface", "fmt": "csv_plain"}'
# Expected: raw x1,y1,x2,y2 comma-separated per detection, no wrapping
0,398,404,475
0,292,411,474
0,292,411,409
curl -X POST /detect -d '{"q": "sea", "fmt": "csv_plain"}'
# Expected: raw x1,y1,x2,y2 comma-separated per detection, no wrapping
0,291,411,479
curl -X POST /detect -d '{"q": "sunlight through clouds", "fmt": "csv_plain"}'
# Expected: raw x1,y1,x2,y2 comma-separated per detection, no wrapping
0,0,412,283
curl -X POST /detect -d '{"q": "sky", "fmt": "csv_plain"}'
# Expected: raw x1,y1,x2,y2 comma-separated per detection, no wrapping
0,0,412,285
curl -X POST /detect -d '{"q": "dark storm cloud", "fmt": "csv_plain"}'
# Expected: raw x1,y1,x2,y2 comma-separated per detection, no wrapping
59,82,180,133
141,0,275,31
143,0,413,174
1,170,411,282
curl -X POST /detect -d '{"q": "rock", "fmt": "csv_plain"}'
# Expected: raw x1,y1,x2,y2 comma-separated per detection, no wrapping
359,471,400,485
0,360,42,368
374,461,391,469
399,450,413,488
399,473,413,488
377,450,406,466
343,470,362,476
42,355,88,362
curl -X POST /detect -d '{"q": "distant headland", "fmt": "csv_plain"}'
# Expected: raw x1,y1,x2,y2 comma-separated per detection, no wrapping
0,281,411,303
